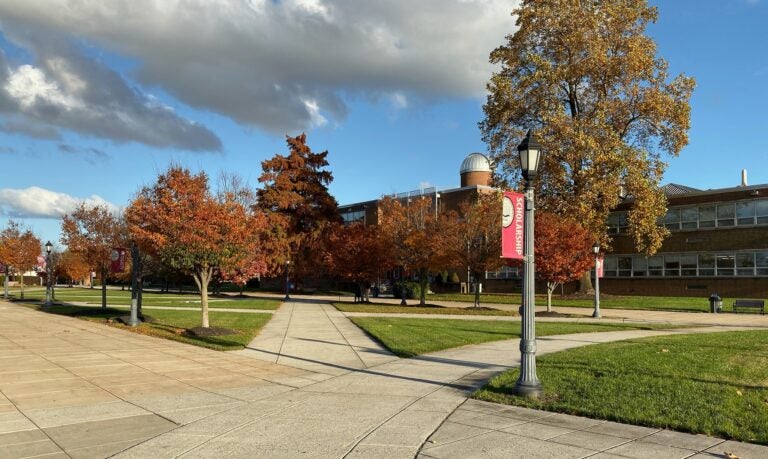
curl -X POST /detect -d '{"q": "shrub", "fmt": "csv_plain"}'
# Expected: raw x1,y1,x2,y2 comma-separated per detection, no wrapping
449,272,461,284
393,281,421,300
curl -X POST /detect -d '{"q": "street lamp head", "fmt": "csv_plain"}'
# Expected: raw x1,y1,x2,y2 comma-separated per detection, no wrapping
517,129,543,182
45,241,53,254
286,259,291,266
592,242,601,255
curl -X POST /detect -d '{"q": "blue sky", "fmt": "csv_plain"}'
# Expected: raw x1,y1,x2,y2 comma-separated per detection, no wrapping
0,0,766,246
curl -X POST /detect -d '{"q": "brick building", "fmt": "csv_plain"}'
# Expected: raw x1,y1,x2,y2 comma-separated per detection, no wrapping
603,175,768,297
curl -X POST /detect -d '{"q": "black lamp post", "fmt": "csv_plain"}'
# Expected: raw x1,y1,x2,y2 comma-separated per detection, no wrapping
284,259,291,301
44,241,53,307
514,129,544,398
592,242,601,318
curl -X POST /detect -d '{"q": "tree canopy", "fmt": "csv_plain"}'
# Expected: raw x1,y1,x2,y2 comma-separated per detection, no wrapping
0,220,41,300
481,0,694,257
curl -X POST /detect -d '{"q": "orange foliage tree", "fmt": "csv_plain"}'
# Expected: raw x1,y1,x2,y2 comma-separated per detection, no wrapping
535,212,594,311
444,193,504,308
125,166,267,328
61,204,125,308
57,249,91,286
324,222,392,302
256,133,340,285
379,196,450,305
0,220,42,300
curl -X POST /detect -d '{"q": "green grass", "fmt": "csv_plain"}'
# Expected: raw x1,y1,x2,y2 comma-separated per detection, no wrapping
332,301,515,316
473,330,768,445
10,288,281,310
350,317,685,358
429,292,750,313
21,303,270,351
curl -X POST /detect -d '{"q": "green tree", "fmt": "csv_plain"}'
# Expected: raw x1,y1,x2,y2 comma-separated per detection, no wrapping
256,133,341,284
481,0,694,291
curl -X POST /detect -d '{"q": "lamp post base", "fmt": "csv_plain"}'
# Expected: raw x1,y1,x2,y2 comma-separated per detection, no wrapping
592,310,601,318
513,381,544,398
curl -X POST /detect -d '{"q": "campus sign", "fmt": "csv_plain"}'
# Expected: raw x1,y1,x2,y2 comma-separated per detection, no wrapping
110,247,128,273
501,191,524,260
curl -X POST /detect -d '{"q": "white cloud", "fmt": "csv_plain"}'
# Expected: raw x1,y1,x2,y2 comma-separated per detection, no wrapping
0,187,119,219
0,0,518,136
5,64,83,110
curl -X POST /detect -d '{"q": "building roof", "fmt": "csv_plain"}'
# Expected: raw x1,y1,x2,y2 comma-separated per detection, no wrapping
660,183,701,196
460,153,491,174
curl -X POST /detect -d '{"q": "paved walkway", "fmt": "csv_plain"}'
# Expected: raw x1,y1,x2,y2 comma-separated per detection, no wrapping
1,298,767,458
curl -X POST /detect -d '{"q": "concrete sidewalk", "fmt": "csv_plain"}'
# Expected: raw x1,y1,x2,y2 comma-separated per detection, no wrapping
2,298,767,458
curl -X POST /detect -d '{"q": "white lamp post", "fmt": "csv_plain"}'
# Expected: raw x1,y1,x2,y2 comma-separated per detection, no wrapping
284,259,291,301
44,241,53,307
592,242,601,318
514,130,544,398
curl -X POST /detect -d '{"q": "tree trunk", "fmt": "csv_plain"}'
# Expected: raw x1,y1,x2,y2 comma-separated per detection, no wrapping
578,270,594,294
101,267,108,308
474,282,481,308
193,268,212,328
419,268,428,306
546,282,557,313
18,273,24,300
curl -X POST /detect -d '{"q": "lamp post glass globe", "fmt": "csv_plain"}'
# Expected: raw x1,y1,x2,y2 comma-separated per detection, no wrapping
514,130,544,398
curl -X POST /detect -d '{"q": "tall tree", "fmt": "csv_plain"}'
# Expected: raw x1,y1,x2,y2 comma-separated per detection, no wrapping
535,212,594,311
125,166,266,328
61,204,124,308
257,133,341,284
379,196,449,306
445,193,504,308
481,0,694,291
0,221,41,300
324,222,392,302
57,249,91,287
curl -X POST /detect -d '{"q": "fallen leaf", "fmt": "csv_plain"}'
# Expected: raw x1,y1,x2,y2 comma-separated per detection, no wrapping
724,452,739,459
661,349,669,353
736,390,743,396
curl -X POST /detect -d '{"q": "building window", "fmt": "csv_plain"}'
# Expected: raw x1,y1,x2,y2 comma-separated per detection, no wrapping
603,256,618,277
486,265,520,279
736,253,755,276
342,210,365,224
757,200,768,224
681,207,698,229
664,208,681,231
736,201,756,226
698,205,716,228
757,251,768,275
699,253,715,276
648,256,663,277
618,256,632,277
607,212,628,234
632,256,647,277
664,254,680,276
716,254,735,276
680,254,697,276
717,204,735,227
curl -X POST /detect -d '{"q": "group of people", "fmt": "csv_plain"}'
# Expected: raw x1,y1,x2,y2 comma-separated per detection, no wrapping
353,282,379,303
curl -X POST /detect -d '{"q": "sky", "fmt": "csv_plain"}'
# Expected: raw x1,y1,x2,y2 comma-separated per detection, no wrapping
0,0,766,246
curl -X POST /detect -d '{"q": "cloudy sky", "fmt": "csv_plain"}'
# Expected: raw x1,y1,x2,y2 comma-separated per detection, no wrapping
0,0,767,245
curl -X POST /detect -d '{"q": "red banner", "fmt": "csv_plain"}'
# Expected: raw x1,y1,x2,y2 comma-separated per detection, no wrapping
501,191,525,259
110,248,128,273
596,256,604,278
36,256,46,272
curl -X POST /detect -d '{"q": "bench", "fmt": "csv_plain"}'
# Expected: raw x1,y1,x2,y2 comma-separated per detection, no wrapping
733,299,765,314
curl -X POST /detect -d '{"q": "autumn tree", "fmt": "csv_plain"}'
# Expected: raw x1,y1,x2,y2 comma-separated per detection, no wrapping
444,193,504,308
61,204,124,308
379,196,450,306
125,166,266,328
324,222,391,302
0,221,42,300
535,212,594,311
57,249,91,286
481,0,694,291
256,133,341,285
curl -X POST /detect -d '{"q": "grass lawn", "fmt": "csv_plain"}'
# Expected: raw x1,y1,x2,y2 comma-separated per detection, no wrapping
333,301,515,316
10,288,281,310
350,317,685,358
474,330,768,445
19,303,270,351
429,292,751,313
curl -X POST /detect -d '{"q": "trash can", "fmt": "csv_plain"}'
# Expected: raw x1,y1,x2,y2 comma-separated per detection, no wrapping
709,293,722,313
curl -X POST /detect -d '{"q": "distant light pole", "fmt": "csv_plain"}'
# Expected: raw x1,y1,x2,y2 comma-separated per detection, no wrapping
514,129,544,398
44,241,53,307
3,265,9,299
435,192,441,219
284,259,291,301
592,242,601,318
